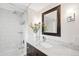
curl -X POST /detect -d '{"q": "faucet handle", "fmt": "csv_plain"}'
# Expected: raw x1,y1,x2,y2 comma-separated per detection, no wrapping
22,40,25,44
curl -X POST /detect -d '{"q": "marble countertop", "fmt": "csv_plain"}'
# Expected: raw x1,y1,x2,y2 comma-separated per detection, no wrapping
27,39,79,56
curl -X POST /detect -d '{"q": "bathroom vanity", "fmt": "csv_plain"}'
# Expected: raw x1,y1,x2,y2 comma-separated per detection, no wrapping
26,38,79,56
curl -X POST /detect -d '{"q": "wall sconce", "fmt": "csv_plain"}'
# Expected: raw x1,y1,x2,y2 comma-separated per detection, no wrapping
67,13,75,22
66,8,75,22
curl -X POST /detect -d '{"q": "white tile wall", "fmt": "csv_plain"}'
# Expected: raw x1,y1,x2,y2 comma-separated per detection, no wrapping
0,8,26,56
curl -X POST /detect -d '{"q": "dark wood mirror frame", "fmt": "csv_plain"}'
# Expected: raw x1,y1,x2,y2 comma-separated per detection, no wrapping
42,5,61,36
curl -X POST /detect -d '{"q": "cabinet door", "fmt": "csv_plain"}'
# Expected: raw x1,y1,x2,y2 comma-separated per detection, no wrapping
27,43,47,56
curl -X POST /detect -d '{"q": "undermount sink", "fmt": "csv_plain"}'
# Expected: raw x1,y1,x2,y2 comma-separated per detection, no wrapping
41,42,52,48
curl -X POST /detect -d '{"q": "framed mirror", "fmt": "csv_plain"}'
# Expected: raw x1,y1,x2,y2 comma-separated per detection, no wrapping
42,5,61,36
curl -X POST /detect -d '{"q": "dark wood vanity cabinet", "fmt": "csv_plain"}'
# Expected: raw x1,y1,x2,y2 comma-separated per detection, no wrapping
27,43,47,56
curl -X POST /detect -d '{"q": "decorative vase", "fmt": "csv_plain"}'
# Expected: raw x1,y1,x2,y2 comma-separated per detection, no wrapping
34,30,40,45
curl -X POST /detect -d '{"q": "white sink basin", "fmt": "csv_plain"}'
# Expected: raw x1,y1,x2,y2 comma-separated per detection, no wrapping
41,42,52,48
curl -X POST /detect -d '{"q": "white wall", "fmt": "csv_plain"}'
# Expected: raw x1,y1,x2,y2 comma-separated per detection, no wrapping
0,8,26,56
61,3,79,45
27,3,79,52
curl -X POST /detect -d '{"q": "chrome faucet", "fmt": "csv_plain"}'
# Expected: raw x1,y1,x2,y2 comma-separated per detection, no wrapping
43,36,46,42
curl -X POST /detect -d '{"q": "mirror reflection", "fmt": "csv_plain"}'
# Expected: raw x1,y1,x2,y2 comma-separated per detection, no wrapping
44,10,57,33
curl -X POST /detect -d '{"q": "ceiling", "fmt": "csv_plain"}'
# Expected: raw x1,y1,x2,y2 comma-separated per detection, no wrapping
29,3,50,12
0,3,50,13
